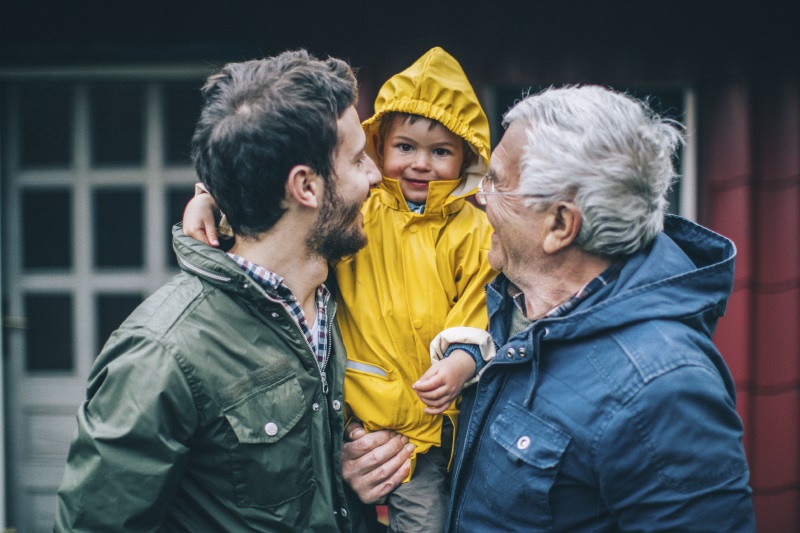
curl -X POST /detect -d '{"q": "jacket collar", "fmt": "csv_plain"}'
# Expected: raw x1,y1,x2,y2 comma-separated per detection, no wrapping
377,176,472,216
486,216,736,342
172,223,318,308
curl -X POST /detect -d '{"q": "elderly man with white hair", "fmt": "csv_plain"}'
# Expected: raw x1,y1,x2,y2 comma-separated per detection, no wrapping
343,85,756,532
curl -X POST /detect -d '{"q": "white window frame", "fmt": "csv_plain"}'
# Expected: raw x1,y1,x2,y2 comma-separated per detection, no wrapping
0,63,213,532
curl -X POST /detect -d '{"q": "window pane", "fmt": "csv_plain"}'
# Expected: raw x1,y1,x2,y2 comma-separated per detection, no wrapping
93,188,143,268
90,82,144,165
96,293,144,353
163,81,203,165
25,293,73,371
19,83,72,167
22,189,72,269
166,187,195,267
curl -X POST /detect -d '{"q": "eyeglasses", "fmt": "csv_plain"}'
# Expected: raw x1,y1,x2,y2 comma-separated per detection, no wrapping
475,174,556,206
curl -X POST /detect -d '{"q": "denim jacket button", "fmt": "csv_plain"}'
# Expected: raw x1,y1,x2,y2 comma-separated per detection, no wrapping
506,347,516,358
517,435,531,450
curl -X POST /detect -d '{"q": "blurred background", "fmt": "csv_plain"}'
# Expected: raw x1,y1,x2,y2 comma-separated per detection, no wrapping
1,1,797,531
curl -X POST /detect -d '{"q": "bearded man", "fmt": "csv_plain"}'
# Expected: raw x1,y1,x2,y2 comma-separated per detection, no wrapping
55,50,381,532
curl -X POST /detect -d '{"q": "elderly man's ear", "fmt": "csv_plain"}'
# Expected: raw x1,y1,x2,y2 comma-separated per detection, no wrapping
284,165,322,209
543,202,582,254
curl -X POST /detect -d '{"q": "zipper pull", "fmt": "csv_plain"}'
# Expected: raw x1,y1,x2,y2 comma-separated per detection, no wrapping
320,371,329,394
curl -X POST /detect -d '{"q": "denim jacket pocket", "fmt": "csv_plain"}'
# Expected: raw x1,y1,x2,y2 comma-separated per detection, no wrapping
220,364,315,508
484,402,571,529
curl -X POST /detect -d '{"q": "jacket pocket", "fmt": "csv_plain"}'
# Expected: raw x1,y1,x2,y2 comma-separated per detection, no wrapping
344,359,406,431
484,402,570,529
220,364,315,508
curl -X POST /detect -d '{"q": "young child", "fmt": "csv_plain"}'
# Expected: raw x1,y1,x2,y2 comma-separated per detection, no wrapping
183,47,496,532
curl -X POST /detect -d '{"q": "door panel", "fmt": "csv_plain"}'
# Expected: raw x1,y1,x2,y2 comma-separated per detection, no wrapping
2,72,205,532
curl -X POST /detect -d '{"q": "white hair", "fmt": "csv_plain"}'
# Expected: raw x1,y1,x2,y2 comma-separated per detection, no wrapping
503,85,684,257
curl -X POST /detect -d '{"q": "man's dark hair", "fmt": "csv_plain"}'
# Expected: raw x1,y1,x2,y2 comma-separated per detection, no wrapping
191,50,358,236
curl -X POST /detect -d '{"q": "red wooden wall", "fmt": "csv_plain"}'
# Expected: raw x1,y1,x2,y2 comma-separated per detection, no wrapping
701,79,800,532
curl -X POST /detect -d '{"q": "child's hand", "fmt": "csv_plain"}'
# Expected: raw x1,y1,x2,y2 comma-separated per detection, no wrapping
412,350,476,415
183,193,220,247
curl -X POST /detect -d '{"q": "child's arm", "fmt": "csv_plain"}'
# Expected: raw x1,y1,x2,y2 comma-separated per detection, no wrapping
183,184,233,247
414,327,496,415
412,350,476,415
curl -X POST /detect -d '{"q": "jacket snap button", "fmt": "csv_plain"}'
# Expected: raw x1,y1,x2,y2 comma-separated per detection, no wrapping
517,435,531,450
340,508,348,518
243,283,248,289
271,312,279,319
312,403,320,412
332,400,342,411
264,422,279,436
412,320,422,329
519,347,527,357
506,347,516,358
408,226,418,233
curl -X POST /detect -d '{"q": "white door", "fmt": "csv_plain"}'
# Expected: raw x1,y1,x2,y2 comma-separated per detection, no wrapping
1,67,209,532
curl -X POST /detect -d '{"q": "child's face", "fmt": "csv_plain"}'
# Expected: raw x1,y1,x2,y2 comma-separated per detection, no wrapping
377,117,465,205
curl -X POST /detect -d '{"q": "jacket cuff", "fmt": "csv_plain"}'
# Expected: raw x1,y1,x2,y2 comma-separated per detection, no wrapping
430,327,495,387
444,343,486,376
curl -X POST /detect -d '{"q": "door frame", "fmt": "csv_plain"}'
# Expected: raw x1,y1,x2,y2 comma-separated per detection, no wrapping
0,63,213,531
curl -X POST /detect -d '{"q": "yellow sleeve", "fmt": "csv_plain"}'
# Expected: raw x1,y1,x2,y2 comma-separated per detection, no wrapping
443,205,497,331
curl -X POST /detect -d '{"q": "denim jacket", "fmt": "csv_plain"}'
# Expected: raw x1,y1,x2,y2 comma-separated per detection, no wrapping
446,215,756,532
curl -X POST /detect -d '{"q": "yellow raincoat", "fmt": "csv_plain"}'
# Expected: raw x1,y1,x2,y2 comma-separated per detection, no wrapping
334,47,496,477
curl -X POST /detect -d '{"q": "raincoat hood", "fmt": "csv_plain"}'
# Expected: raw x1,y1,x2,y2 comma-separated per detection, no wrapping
363,46,490,196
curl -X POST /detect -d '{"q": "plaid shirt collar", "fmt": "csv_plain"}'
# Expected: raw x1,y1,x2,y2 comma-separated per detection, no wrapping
510,259,625,320
228,254,331,370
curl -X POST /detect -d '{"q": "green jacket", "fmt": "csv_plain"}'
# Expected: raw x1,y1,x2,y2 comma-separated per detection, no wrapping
55,224,352,532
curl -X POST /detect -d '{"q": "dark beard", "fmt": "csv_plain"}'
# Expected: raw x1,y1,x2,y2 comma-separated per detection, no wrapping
306,185,368,261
